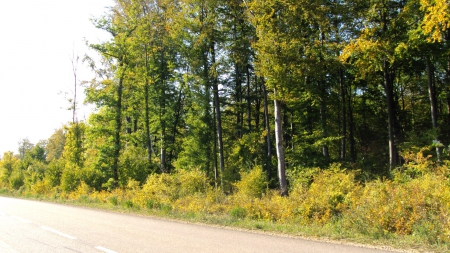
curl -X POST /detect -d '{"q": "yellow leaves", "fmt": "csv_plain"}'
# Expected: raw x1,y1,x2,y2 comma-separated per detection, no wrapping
233,166,267,199
420,0,450,42
340,37,389,79
294,167,361,224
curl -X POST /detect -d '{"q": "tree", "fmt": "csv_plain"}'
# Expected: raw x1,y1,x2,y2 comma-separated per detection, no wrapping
18,138,34,160
46,128,66,162
341,0,410,170
88,0,138,186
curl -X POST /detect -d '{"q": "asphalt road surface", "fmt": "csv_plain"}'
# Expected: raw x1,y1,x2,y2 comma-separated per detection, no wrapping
0,196,398,253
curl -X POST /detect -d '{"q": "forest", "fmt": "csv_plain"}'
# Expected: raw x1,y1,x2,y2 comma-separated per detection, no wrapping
1,0,450,249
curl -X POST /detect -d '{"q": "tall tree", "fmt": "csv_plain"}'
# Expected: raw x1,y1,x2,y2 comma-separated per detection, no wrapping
341,0,409,170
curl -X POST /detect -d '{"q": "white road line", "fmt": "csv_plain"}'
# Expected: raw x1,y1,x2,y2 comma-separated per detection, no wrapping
40,226,77,240
95,246,118,253
10,215,32,223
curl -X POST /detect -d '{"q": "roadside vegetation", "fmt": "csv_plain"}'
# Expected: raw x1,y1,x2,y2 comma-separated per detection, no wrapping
1,0,450,252
1,146,450,252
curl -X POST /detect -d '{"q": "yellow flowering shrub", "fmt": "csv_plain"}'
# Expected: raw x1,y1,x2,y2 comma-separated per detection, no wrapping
31,179,52,195
344,173,450,243
294,168,360,224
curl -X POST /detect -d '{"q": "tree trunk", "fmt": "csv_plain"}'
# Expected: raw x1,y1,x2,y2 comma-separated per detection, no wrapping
274,89,288,196
144,74,153,167
348,85,357,162
255,76,261,129
246,64,252,131
211,41,225,179
235,63,243,138
426,56,441,160
126,116,132,134
168,82,184,167
159,91,167,173
320,82,329,158
339,67,346,159
262,81,272,181
112,61,126,187
384,60,398,170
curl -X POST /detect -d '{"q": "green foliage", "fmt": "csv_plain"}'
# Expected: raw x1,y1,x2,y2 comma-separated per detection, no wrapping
226,132,266,183
60,164,80,192
45,159,64,187
0,152,18,186
4,0,450,250
9,169,24,190
119,146,150,186
46,128,66,162
4,153,450,250
62,122,86,168
230,206,247,219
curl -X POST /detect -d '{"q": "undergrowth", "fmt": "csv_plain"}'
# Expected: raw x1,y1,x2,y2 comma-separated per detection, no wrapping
1,149,450,252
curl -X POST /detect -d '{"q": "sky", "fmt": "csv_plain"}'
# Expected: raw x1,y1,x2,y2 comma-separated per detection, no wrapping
0,0,114,156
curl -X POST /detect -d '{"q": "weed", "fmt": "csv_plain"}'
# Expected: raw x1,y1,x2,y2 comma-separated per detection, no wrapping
230,207,247,219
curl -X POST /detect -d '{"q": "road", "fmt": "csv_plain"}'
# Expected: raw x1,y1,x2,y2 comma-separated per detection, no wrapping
0,196,397,253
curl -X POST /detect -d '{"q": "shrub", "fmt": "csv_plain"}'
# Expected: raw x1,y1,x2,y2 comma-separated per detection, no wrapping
108,195,118,206
45,159,64,187
60,164,80,192
343,173,450,243
294,166,360,224
177,169,209,198
234,166,267,199
9,170,24,190
230,206,247,219
135,173,175,208
69,181,91,200
31,179,52,195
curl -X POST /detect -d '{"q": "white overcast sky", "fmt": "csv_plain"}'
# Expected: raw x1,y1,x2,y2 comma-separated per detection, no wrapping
0,0,114,155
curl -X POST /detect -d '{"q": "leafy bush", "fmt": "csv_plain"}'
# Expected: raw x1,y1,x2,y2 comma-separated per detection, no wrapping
9,170,24,190
45,159,64,187
230,206,247,219
234,166,267,199
119,146,151,186
294,166,360,224
177,169,209,197
31,179,52,195
60,165,80,192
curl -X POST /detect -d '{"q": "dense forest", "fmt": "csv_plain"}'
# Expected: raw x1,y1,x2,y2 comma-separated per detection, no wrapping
1,0,450,193
1,0,450,247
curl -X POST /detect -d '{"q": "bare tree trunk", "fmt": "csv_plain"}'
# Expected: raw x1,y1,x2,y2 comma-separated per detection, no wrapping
112,61,126,187
211,41,225,180
339,67,346,159
274,89,288,196
144,80,152,165
255,76,261,129
246,64,252,131
159,91,167,173
384,60,398,170
168,83,184,167
235,63,243,138
70,52,79,124
426,56,442,160
126,116,132,134
348,85,356,162
320,82,329,158
262,81,272,181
